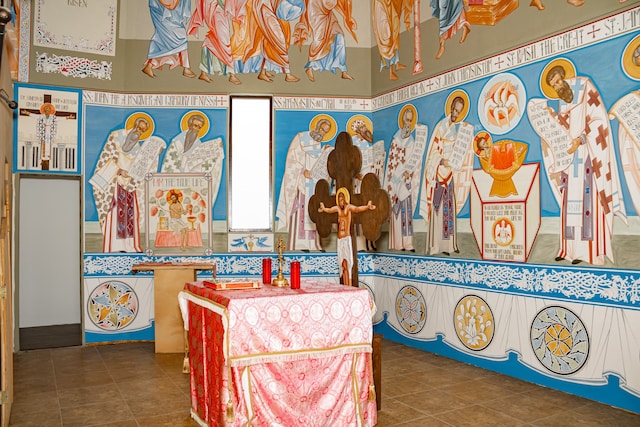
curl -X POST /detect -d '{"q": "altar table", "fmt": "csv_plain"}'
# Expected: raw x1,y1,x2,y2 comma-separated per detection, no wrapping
179,279,377,427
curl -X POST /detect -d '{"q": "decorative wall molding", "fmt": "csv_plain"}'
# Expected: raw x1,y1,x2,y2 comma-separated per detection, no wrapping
35,52,112,80
84,252,640,309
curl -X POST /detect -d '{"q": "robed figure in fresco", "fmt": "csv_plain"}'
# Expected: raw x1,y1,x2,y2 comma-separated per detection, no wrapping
294,0,357,81
349,115,385,251
528,59,627,266
372,0,412,80
142,0,196,78
420,90,474,255
609,39,640,220
36,102,57,170
432,0,471,60
383,104,428,251
244,0,303,82
161,111,224,180
90,114,166,253
187,0,239,84
160,111,225,219
276,115,336,251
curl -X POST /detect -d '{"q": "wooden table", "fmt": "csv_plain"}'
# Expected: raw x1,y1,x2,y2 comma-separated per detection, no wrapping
132,262,215,353
179,279,377,427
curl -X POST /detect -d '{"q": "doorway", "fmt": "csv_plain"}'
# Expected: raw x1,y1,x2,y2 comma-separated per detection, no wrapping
17,176,81,350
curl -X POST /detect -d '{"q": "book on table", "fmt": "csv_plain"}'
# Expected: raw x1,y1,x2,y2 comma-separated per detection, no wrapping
203,279,261,290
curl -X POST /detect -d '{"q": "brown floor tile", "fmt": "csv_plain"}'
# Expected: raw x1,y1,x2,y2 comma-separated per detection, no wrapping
57,383,126,409
435,404,522,426
531,406,640,427
7,338,638,426
8,408,63,427
441,362,496,381
83,422,138,427
12,361,54,380
393,416,454,426
522,386,599,411
439,377,515,403
54,369,114,390
125,394,191,419
115,376,188,400
375,398,436,426
107,361,170,382
481,372,541,394
406,367,470,388
12,375,57,395
135,410,200,427
399,389,473,416
9,390,60,416
480,390,565,423
575,402,640,426
382,376,432,399
59,401,134,427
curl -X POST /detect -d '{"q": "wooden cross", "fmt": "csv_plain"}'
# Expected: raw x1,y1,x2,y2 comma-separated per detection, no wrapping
18,94,77,121
308,131,390,286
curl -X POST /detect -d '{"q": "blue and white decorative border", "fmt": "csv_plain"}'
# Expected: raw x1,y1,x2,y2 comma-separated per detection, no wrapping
84,253,640,309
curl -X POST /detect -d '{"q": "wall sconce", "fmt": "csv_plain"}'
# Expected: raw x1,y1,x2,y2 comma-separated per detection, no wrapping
0,89,16,110
0,6,10,36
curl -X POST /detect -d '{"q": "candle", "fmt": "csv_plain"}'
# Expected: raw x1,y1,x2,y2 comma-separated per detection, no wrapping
262,258,272,284
290,261,300,289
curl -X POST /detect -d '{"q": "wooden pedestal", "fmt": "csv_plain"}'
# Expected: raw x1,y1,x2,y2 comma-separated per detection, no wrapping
132,263,215,353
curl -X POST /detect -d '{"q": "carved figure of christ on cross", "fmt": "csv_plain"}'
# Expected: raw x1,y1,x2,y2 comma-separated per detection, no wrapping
309,131,390,286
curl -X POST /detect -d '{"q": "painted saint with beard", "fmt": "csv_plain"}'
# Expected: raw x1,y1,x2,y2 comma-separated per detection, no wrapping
421,92,474,256
90,114,166,252
276,116,336,251
384,104,428,251
349,115,385,251
161,112,224,176
531,62,627,265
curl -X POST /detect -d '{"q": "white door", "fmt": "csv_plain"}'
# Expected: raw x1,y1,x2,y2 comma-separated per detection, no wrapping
17,177,81,332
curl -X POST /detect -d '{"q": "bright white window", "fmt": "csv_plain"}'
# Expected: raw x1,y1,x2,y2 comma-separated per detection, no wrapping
228,96,272,231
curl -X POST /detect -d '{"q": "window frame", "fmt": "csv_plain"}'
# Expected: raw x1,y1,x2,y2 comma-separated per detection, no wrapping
227,95,273,232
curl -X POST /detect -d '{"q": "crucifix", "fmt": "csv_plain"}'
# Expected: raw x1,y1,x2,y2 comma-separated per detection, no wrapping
18,93,77,170
308,131,390,286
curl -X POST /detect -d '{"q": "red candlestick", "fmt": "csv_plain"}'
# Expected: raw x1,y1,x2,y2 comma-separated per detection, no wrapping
262,258,272,284
290,261,300,289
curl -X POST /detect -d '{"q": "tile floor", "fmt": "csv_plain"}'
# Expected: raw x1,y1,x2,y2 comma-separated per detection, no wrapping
8,339,640,426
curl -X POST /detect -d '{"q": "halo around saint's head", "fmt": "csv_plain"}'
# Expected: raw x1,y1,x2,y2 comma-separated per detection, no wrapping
540,58,576,99
40,102,55,115
347,114,373,136
336,187,350,205
445,89,470,123
397,104,418,131
166,188,183,203
473,131,493,157
309,114,337,142
125,112,155,141
621,35,640,81
181,110,210,139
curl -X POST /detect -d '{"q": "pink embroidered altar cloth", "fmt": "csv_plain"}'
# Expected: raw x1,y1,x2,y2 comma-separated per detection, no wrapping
179,279,377,427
